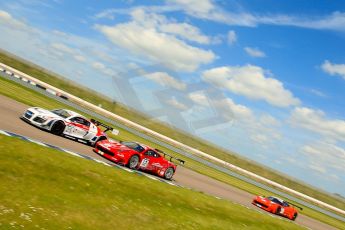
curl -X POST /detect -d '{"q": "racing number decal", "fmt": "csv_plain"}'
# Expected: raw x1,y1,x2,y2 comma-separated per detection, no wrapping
140,158,150,168
65,123,87,137
65,124,75,134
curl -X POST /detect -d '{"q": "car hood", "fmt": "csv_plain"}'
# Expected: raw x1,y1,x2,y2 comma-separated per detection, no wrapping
28,107,63,119
98,140,133,153
255,196,272,205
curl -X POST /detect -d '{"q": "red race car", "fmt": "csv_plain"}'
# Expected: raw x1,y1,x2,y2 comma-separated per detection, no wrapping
94,140,185,180
252,196,302,220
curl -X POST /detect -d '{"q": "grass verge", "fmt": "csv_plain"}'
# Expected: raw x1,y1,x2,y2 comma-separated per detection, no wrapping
0,135,305,230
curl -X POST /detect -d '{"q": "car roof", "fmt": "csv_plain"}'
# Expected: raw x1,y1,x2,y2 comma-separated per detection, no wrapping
134,142,162,154
62,109,84,118
269,196,285,203
137,143,152,151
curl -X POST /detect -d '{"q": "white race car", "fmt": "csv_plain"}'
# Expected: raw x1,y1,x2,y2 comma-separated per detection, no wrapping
21,107,113,146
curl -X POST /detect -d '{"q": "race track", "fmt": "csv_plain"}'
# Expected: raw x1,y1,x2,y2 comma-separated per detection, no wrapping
0,94,337,230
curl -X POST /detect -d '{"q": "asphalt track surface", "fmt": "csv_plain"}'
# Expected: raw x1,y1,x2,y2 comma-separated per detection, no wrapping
0,94,337,230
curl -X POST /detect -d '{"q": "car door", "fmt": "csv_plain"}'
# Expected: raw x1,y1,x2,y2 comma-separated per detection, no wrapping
139,150,163,171
139,150,153,170
83,122,98,140
65,116,90,138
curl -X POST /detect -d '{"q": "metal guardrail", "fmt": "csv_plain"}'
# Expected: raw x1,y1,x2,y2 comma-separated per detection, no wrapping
0,66,344,222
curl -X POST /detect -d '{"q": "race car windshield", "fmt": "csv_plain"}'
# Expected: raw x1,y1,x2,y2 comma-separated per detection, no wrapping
121,141,145,153
267,197,289,207
51,109,72,119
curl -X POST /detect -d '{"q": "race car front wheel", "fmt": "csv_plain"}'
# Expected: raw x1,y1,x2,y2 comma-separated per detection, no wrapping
51,121,65,135
128,155,139,169
164,167,174,180
292,213,298,221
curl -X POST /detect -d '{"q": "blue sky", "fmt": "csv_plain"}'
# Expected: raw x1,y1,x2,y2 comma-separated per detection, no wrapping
1,0,345,196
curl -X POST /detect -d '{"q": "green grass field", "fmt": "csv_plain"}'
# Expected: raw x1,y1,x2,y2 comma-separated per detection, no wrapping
1,50,345,216
0,136,305,230
1,73,345,229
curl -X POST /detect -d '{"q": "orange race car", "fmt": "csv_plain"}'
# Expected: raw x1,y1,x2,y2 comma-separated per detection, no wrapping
252,196,302,220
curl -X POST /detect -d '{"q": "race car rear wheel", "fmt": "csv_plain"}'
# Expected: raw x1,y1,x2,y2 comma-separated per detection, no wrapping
164,167,174,180
292,213,298,221
128,155,139,169
51,121,65,135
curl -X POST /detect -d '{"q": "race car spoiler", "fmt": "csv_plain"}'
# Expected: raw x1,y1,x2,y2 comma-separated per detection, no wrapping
288,202,303,210
155,149,185,165
90,119,113,132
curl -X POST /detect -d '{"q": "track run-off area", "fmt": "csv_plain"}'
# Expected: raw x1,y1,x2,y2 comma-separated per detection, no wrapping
0,94,339,230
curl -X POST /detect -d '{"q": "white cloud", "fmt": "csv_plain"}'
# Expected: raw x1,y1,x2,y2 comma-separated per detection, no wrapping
166,0,216,18
188,91,209,106
50,43,87,63
95,9,215,72
160,22,211,44
250,134,268,145
0,9,138,107
310,89,326,97
290,107,345,142
188,91,282,147
321,60,345,80
95,9,117,20
246,113,282,146
0,10,15,19
143,72,186,90
187,91,255,129
130,8,218,44
73,55,86,62
95,7,219,44
0,10,40,36
259,114,281,127
208,98,283,147
165,97,188,110
301,141,345,173
165,1,345,32
284,11,345,32
308,164,327,174
227,30,237,45
95,3,345,33
202,65,300,107
165,0,256,26
212,98,253,120
244,47,266,58
329,174,340,182
92,62,115,76
0,10,34,32
51,43,75,54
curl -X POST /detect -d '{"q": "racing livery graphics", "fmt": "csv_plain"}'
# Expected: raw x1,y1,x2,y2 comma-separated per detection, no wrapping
21,107,112,146
252,196,302,220
94,140,184,180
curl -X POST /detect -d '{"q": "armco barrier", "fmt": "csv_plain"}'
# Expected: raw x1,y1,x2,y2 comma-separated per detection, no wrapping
1,62,344,220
